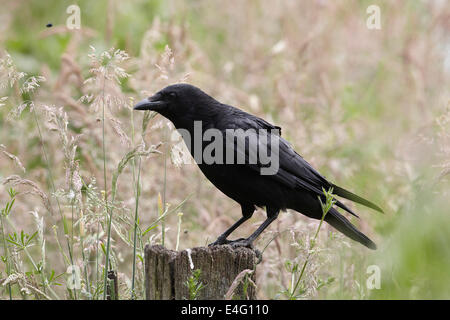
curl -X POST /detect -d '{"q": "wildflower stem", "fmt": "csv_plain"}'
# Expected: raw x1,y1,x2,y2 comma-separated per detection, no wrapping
161,125,168,247
289,188,335,299
32,107,76,299
101,74,113,300
130,109,142,299
131,155,142,299
0,214,12,299
21,244,59,299
78,210,91,299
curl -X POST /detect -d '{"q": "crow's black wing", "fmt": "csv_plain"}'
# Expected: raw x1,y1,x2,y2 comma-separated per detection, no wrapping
274,140,383,213
217,107,383,214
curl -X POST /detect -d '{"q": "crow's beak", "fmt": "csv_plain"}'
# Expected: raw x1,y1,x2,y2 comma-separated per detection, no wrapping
133,94,167,111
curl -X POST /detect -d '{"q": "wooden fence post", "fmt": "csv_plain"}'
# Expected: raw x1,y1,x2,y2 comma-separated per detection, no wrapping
145,245,257,300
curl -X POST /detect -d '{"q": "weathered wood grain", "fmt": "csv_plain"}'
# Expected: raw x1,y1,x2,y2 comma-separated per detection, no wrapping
145,245,257,300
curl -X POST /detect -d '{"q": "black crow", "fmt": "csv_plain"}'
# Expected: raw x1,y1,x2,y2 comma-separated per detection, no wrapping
134,83,382,249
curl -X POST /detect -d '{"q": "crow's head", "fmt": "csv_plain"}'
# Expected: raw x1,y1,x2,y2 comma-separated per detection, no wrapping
133,83,216,125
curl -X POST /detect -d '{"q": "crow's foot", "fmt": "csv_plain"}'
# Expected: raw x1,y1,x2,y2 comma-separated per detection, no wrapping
209,238,262,261
230,239,254,249
208,237,246,247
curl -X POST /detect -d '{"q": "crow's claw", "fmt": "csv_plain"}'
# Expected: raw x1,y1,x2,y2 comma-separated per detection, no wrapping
230,239,254,249
208,238,246,247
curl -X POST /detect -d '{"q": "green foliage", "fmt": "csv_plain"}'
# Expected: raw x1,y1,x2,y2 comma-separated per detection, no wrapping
371,185,450,299
280,188,336,300
185,269,206,300
1,0,449,300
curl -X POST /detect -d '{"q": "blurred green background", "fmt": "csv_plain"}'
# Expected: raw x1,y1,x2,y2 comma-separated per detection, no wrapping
1,0,450,299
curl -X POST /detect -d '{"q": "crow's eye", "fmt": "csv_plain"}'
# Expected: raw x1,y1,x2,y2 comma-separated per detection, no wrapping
168,92,177,98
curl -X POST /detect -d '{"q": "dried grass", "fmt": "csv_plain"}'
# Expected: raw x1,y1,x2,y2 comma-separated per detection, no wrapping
0,1,449,300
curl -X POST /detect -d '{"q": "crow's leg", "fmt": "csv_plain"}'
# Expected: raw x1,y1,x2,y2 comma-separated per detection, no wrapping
209,204,254,246
230,207,279,248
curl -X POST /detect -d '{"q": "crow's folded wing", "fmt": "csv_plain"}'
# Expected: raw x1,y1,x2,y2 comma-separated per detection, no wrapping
218,111,383,214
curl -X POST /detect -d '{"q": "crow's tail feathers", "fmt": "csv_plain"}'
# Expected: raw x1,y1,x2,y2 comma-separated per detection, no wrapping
332,184,384,213
325,207,377,250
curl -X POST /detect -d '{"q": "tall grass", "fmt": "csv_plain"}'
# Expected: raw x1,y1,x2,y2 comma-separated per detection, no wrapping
281,188,336,300
1,0,450,300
